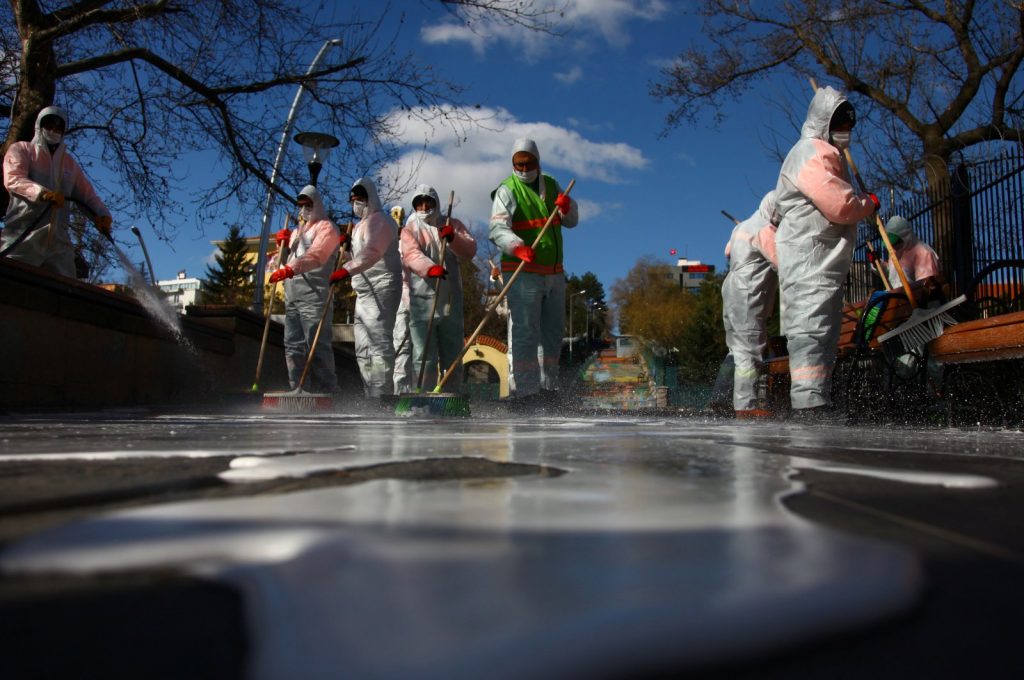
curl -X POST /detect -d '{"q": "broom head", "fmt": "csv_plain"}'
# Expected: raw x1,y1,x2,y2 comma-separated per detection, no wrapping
877,294,966,353
261,389,335,412
393,391,471,418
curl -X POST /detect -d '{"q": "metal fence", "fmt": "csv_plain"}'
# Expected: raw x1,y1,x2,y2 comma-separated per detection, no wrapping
846,150,1024,306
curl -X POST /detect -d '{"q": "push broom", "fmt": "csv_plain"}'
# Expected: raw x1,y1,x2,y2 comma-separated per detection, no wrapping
251,213,293,393
395,179,576,417
810,78,964,352
261,235,348,412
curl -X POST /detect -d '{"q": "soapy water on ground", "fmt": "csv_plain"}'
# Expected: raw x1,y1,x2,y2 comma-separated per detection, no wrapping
1,412,1020,676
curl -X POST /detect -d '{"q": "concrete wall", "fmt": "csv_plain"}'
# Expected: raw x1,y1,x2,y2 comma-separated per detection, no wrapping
0,259,358,411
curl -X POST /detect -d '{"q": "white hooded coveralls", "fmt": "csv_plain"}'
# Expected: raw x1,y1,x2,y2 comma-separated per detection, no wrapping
489,138,579,397
774,87,877,409
2,106,110,277
344,177,403,398
721,191,779,411
401,184,477,391
279,185,342,392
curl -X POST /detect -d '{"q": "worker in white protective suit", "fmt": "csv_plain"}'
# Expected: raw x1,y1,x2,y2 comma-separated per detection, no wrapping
774,86,880,419
489,138,578,408
721,190,780,418
329,178,403,398
268,185,342,392
391,205,414,394
884,215,940,284
2,106,112,277
401,184,477,392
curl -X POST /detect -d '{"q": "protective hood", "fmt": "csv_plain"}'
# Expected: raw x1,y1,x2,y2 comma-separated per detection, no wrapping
34,105,68,146
512,137,540,167
800,86,849,142
351,177,383,215
297,185,327,222
411,183,441,225
885,215,916,246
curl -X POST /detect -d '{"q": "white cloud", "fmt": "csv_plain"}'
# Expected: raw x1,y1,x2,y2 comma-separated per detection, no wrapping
554,65,583,84
377,106,649,231
421,0,671,57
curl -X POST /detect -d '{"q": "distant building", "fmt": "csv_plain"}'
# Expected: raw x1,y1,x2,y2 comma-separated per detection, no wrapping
676,258,715,293
157,270,205,314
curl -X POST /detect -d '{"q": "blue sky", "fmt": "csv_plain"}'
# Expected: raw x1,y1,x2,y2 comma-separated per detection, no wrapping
121,1,795,297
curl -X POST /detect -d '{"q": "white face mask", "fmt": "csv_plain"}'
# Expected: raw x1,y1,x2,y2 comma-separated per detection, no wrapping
352,200,367,218
830,131,851,149
514,168,538,183
299,206,313,222
41,130,62,145
416,208,436,223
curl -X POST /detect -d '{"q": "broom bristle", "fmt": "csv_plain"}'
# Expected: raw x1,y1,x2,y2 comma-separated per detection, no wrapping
878,295,966,352
394,392,471,417
261,391,334,412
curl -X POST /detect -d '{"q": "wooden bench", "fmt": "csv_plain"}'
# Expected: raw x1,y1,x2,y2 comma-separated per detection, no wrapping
929,309,1024,365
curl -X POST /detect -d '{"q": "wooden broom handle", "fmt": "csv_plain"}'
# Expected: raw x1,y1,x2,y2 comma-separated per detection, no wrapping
435,179,576,392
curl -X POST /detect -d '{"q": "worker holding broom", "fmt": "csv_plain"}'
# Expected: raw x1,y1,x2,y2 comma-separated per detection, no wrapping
489,138,578,410
329,177,403,399
721,190,779,419
774,86,880,420
268,185,342,393
2,106,112,277
401,184,477,391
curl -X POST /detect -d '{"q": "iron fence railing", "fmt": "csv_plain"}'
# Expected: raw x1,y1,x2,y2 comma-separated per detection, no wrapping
846,150,1024,306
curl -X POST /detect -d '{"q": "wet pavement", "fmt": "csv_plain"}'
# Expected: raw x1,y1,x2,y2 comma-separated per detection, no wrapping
1,410,1023,678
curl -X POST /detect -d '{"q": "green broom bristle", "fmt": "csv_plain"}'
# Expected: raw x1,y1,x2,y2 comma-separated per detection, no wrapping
393,392,471,417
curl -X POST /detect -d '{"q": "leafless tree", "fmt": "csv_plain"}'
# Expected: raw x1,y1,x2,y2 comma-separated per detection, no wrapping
650,1,1024,259
0,1,559,246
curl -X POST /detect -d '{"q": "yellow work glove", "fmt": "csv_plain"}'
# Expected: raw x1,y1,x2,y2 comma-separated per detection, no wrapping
41,190,65,208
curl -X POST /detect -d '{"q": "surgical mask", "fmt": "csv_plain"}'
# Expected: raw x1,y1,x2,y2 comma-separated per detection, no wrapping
299,206,313,222
514,168,538,183
416,208,436,223
41,130,62,145
352,200,367,218
830,131,851,149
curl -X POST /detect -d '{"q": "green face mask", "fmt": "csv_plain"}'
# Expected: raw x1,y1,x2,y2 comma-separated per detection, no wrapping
887,233,902,248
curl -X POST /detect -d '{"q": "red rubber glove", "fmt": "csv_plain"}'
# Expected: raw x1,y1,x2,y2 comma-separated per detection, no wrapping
41,190,65,208
554,192,571,215
867,193,880,212
269,265,294,284
427,264,447,279
512,245,535,263
866,250,878,264
274,228,291,246
438,224,454,243
329,268,350,283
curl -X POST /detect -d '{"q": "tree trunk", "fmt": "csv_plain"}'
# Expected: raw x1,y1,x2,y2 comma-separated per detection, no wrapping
923,152,955,278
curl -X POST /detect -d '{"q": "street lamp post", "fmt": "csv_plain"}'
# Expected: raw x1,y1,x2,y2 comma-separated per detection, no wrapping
569,289,587,364
294,131,339,187
252,38,342,312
